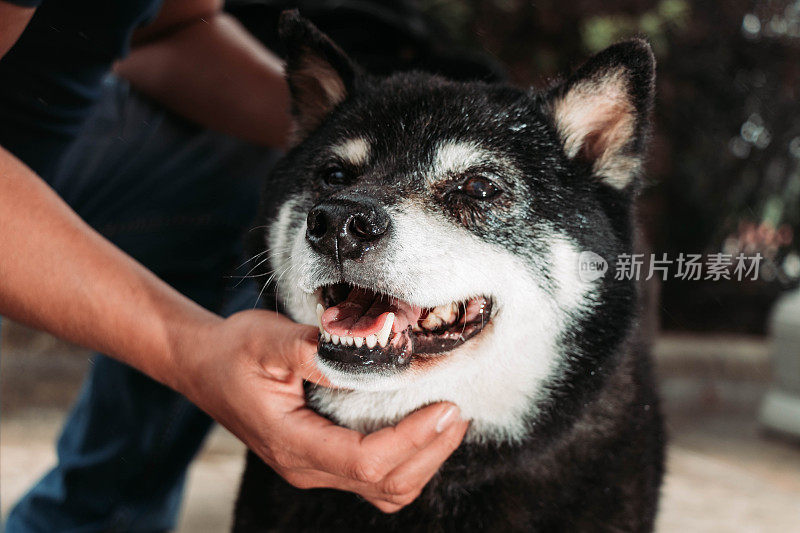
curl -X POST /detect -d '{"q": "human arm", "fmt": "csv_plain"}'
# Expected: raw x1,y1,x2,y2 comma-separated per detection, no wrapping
0,1,468,511
0,1,34,57
115,0,291,148
0,145,467,512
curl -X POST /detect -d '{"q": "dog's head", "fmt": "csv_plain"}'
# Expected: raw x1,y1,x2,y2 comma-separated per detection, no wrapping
264,11,654,441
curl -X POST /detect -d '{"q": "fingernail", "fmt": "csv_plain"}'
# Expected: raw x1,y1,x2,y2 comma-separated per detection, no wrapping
435,405,460,433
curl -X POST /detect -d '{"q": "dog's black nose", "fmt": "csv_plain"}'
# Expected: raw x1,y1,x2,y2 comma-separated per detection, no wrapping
306,197,390,260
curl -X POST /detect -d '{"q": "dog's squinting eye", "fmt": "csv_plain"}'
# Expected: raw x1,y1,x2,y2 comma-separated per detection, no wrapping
457,176,501,200
322,166,350,187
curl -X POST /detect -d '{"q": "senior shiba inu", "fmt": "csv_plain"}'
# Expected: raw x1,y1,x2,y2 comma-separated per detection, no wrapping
234,10,664,532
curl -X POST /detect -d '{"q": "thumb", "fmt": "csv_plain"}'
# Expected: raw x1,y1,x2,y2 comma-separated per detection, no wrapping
279,323,334,387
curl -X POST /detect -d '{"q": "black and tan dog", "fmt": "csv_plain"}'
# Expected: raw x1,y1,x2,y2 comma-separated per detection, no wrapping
234,11,664,532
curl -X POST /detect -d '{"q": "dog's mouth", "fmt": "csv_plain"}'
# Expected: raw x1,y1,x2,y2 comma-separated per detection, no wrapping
314,283,492,371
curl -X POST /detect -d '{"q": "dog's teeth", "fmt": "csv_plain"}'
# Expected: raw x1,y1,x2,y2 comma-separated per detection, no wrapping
323,331,331,342
421,302,459,330
439,302,458,323
354,336,364,348
343,335,354,346
366,334,378,349
377,313,394,347
420,313,443,330
316,303,324,333
331,334,340,345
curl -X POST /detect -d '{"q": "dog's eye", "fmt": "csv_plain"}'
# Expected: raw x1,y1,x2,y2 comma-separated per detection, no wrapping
457,176,501,200
322,166,350,187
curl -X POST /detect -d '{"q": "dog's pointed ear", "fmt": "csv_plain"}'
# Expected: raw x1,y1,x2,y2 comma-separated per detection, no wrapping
278,10,361,143
545,39,655,189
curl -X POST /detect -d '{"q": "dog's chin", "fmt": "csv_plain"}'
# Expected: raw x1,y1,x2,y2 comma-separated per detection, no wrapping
306,281,494,390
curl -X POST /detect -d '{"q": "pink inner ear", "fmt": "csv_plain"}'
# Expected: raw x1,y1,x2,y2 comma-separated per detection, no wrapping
289,53,349,144
580,101,635,162
552,71,639,188
299,55,347,106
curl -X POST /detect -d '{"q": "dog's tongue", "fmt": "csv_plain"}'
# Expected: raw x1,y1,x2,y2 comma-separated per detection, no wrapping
321,287,422,337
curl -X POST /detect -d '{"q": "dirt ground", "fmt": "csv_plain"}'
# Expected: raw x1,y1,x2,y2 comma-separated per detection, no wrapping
2,323,799,532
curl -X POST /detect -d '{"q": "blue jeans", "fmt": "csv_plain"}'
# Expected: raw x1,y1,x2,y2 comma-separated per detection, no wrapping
5,77,279,532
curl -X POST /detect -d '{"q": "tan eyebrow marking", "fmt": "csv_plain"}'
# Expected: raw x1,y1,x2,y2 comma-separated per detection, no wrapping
429,140,515,184
330,138,370,166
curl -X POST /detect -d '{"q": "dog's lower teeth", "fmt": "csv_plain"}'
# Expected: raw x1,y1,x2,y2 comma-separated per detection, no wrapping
366,334,378,349
354,337,364,348
323,331,331,342
344,336,354,346
331,334,340,344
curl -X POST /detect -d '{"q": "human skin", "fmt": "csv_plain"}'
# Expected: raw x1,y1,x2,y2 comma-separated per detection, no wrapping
0,0,468,513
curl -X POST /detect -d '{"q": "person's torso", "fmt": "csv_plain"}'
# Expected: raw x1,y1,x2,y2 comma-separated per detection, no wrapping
0,0,162,177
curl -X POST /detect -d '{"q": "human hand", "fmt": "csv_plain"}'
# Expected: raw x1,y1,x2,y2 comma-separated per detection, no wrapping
175,309,469,513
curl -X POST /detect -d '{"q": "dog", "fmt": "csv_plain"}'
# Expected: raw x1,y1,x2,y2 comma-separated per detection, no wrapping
233,10,664,532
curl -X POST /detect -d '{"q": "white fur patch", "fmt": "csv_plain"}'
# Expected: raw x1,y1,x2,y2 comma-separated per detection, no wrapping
331,138,370,166
271,199,599,444
268,194,319,325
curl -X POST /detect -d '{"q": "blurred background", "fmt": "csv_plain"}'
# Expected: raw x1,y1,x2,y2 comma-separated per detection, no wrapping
2,1,799,531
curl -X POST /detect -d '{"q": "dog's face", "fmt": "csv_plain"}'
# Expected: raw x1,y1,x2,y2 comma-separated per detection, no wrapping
264,12,654,442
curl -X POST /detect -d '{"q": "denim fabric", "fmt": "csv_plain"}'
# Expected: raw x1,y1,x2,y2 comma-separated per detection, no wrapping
5,76,279,532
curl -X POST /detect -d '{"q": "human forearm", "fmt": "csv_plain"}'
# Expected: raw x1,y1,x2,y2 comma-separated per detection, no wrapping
0,146,221,389
0,138,467,515
0,1,35,59
116,11,291,148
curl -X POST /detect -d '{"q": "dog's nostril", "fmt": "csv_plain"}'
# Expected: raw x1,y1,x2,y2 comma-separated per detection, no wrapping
348,213,387,241
307,209,328,239
349,215,372,240
306,199,389,258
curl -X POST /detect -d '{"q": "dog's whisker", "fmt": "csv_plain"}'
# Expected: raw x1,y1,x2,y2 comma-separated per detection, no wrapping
235,249,268,269
233,256,275,288
252,279,271,309
251,262,295,308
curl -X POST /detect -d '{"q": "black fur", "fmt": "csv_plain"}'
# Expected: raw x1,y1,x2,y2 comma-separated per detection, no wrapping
234,12,664,532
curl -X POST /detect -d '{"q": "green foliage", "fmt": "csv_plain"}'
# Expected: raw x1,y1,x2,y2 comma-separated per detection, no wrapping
581,0,690,55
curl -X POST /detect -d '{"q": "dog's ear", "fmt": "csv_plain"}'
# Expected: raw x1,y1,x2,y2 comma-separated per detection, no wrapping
545,39,655,189
279,10,361,143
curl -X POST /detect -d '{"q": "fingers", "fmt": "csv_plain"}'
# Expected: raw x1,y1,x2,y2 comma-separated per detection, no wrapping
275,322,334,387
274,407,467,512
285,402,463,481
254,312,332,387
277,466,405,514
359,403,462,470
231,309,328,385
364,498,404,514
282,408,373,477
376,418,469,501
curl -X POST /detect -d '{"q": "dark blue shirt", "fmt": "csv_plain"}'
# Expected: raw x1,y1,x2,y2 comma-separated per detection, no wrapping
0,0,162,178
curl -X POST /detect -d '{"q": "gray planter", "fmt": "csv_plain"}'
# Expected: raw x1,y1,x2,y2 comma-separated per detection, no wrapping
759,286,800,437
